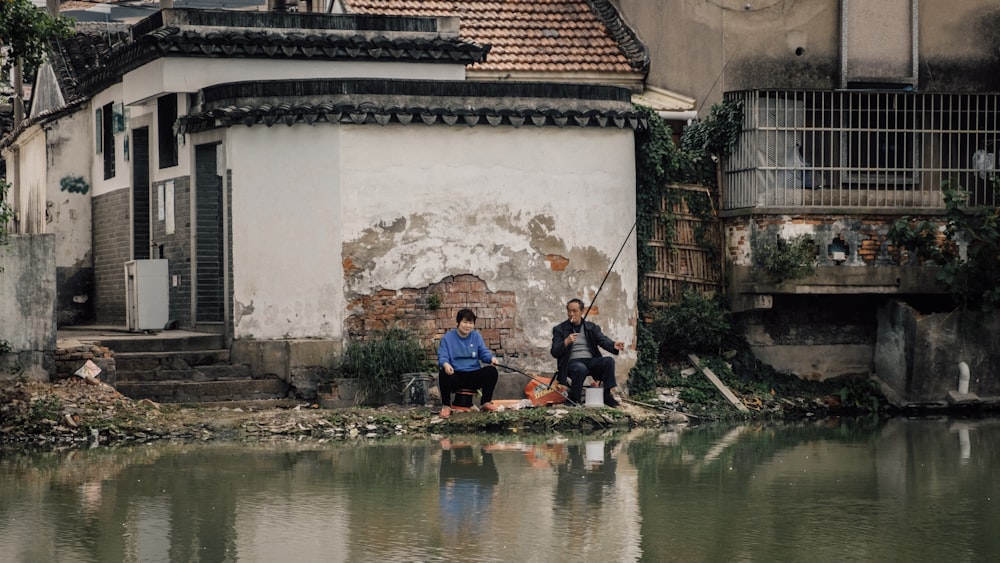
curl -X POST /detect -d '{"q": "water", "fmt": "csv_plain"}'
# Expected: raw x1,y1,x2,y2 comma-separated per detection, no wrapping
2,416,998,562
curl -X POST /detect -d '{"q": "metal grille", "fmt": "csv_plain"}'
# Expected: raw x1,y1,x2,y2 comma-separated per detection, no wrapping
724,90,1000,210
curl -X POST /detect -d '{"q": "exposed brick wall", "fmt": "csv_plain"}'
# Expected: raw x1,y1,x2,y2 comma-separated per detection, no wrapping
152,176,193,328
92,189,132,325
345,274,545,365
53,342,116,384
729,214,952,267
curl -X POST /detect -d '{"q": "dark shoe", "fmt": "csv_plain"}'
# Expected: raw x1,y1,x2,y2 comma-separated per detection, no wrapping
567,395,582,405
604,392,620,408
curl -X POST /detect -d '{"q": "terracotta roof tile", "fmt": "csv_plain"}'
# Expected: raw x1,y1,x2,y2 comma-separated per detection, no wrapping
342,0,647,75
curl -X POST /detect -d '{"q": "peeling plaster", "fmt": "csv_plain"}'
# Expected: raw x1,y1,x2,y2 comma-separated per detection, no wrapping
342,206,636,356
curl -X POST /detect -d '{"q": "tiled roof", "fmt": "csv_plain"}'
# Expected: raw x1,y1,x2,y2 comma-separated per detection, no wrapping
341,0,648,75
47,10,489,101
178,78,647,133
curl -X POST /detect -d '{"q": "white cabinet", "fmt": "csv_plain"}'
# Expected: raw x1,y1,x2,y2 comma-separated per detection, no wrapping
125,259,169,331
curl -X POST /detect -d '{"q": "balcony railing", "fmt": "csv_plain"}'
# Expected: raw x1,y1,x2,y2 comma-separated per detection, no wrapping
723,90,1000,210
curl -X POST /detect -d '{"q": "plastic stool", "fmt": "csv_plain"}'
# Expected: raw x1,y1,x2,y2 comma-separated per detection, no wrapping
452,389,476,412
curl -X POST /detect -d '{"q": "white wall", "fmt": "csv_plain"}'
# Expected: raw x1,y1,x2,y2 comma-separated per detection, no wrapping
227,125,345,340
90,85,133,197
44,110,94,268
340,124,637,348
123,58,466,105
11,126,47,234
226,121,637,364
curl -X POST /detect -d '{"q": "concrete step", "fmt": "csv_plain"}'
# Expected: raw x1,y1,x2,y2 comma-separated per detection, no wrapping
117,364,255,383
116,377,290,403
114,349,231,372
98,333,225,353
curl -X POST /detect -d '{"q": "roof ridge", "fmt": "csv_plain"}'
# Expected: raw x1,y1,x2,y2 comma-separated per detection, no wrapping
583,0,650,74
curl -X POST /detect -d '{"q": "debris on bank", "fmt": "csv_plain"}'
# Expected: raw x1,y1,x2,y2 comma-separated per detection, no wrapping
1,379,690,450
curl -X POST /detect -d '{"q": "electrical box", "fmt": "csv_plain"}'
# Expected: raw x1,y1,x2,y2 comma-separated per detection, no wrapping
125,259,169,331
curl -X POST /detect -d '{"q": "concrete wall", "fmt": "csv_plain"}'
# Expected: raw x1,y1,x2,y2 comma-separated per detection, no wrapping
619,0,1000,114
875,299,1000,404
46,110,96,325
0,234,56,381
226,121,637,379
10,126,48,234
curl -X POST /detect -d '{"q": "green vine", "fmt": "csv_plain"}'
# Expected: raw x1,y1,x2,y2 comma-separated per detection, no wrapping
888,181,1000,311
630,100,744,394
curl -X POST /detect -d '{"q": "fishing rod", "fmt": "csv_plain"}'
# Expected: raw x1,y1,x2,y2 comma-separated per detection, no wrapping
581,220,636,325
549,221,637,388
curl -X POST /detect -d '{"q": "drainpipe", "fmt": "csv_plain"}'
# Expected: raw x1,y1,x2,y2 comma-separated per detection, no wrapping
958,361,970,394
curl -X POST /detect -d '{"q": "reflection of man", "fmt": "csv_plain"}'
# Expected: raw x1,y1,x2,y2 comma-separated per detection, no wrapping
554,440,619,554
550,299,625,406
439,440,500,544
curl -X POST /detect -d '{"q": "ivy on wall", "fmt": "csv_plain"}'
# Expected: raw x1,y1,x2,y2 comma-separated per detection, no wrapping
630,100,743,395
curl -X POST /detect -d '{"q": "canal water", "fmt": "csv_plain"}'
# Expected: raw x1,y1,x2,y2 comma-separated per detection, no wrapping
1,416,997,562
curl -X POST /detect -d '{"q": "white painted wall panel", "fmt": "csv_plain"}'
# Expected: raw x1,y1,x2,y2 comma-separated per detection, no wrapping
123,58,465,105
227,125,345,340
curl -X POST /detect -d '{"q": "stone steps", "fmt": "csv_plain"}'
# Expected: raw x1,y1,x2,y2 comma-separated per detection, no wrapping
57,327,291,404
115,378,290,404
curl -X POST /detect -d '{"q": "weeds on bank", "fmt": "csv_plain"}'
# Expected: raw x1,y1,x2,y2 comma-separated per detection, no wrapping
629,289,888,419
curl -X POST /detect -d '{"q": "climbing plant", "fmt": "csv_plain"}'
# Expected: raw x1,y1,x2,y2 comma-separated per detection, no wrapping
888,181,1000,311
629,100,743,395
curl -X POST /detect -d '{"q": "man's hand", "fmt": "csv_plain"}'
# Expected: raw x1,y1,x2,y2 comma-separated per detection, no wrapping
443,363,455,375
614,341,625,351
490,357,499,366
564,333,578,347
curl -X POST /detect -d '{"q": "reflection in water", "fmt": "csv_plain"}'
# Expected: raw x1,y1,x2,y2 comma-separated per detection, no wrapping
1,417,999,562
437,439,499,549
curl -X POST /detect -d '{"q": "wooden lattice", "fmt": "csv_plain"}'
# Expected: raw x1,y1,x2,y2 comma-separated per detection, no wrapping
644,184,723,307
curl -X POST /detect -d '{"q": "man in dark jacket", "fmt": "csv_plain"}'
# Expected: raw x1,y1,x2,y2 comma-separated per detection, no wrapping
550,298,625,406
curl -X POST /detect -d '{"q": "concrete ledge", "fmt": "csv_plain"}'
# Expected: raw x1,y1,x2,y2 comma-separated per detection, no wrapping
947,390,981,405
231,338,343,381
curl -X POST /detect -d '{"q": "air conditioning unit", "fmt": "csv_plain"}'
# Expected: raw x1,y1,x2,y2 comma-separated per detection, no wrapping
125,259,169,332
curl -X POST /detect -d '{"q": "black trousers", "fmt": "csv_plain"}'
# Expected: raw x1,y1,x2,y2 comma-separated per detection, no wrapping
566,356,617,402
439,365,499,407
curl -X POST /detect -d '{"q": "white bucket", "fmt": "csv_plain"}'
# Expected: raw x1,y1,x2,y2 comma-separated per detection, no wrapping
585,441,604,464
585,386,604,408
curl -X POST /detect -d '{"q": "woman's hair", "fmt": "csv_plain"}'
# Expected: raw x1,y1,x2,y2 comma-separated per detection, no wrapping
456,308,477,324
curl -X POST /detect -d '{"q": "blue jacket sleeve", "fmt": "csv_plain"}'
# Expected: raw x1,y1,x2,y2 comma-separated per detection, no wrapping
475,332,494,363
437,330,454,367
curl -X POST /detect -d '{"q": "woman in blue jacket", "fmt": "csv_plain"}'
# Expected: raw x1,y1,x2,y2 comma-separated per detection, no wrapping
437,308,500,418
